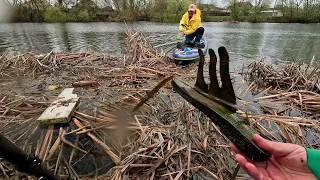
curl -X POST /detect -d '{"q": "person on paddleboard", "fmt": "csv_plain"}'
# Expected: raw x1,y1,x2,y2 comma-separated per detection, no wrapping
179,4,204,47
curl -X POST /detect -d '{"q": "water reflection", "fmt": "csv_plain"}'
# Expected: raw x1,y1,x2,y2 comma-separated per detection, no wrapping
219,23,267,68
0,22,319,66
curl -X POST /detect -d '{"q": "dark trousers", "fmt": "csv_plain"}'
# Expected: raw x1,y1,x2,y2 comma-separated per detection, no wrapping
185,27,204,43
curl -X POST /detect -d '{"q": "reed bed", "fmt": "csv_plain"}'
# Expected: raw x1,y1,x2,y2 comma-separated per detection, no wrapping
124,27,170,66
99,93,235,179
0,104,118,179
240,57,320,150
0,93,49,139
0,29,181,93
0,28,319,180
0,51,119,78
0,91,237,179
246,58,320,93
244,57,320,117
256,90,320,116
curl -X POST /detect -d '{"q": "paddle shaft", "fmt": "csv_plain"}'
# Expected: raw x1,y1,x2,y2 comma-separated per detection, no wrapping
154,41,181,48
0,134,58,180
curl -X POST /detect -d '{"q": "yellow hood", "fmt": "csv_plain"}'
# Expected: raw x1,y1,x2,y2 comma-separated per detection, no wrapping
179,8,202,35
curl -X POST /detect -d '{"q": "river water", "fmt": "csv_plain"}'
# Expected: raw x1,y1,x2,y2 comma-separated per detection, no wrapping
0,22,319,69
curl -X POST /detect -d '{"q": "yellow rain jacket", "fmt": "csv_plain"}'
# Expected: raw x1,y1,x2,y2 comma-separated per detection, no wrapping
179,8,202,35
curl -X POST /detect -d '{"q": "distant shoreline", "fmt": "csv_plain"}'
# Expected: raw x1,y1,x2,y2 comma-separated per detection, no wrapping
6,18,319,24
204,16,320,23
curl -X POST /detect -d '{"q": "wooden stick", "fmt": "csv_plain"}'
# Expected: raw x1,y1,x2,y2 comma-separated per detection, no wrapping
45,128,63,161
75,111,115,122
72,118,120,164
60,133,87,154
187,143,191,177
42,125,54,161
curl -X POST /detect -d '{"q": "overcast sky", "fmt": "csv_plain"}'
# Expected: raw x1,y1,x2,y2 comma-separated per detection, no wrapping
201,0,228,7
0,1,11,22
6,0,276,9
201,0,276,8
43,0,230,8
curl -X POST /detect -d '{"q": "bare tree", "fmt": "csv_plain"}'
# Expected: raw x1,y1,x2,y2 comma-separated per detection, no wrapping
4,0,22,6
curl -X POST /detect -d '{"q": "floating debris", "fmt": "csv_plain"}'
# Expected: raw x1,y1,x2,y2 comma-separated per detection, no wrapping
37,88,80,126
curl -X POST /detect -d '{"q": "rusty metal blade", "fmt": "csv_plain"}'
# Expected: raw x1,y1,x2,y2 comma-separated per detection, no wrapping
195,49,208,92
208,49,220,97
218,47,236,104
194,86,237,112
172,77,271,162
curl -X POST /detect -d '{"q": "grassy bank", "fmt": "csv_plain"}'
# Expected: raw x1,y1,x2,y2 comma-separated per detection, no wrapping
203,16,233,22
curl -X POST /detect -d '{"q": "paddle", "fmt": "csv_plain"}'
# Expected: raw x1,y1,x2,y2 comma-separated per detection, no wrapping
177,24,187,39
154,24,186,48
177,31,184,39
154,41,181,48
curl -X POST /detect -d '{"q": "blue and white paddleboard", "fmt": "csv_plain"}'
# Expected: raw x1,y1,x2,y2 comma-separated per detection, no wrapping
172,37,208,62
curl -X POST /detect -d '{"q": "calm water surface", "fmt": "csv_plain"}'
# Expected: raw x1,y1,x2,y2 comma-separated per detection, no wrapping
0,22,319,69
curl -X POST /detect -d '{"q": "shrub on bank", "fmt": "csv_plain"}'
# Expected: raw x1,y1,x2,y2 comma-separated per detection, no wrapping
69,7,95,22
44,6,68,22
11,7,45,22
44,6,95,22
203,16,232,22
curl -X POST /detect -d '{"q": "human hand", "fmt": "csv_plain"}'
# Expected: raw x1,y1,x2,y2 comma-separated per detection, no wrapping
230,134,317,180
177,31,185,39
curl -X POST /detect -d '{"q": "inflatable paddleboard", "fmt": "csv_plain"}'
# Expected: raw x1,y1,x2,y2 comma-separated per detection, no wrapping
172,37,208,63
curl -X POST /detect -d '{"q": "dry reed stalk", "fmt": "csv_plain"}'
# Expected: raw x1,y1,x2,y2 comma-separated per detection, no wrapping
60,133,88,154
54,141,64,175
73,118,120,164
40,125,54,160
255,90,320,114
75,111,115,123
46,127,63,161
69,135,79,165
